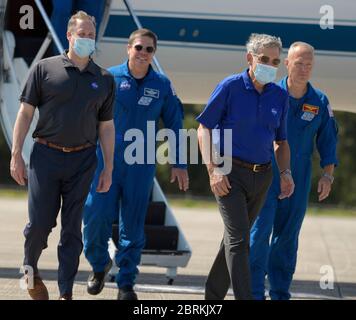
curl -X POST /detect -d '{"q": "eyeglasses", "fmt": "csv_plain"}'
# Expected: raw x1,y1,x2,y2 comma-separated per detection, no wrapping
133,44,155,53
294,62,313,70
253,54,281,66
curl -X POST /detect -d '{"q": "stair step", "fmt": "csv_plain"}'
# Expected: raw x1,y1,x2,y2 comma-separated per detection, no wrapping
144,225,179,251
112,224,179,251
141,249,190,255
145,201,166,225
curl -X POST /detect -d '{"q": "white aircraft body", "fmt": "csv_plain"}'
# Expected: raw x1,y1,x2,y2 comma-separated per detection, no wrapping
95,0,356,112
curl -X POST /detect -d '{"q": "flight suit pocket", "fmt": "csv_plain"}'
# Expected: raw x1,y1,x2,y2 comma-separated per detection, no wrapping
140,98,163,120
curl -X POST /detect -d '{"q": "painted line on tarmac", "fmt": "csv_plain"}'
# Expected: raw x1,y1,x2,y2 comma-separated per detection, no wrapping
102,282,342,300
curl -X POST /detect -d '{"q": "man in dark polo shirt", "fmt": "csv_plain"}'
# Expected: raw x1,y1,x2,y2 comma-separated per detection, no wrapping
10,11,115,300
197,33,295,300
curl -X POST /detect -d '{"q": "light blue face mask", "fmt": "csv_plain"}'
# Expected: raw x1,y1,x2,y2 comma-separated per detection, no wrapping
253,63,278,85
73,37,96,58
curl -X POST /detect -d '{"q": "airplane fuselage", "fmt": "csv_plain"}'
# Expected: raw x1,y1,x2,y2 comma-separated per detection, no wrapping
96,0,356,112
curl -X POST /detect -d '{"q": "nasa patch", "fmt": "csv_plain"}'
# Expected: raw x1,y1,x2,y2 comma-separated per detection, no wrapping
301,112,315,121
138,96,153,106
91,82,99,89
120,80,131,91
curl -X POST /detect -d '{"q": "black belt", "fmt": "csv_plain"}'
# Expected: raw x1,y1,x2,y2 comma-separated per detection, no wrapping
35,138,93,153
232,157,271,173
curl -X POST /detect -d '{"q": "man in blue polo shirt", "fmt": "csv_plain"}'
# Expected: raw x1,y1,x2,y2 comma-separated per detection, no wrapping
250,42,338,300
197,33,295,300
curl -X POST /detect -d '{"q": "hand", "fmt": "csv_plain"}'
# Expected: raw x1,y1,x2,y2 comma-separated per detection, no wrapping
209,168,231,197
10,154,27,186
317,176,332,201
279,172,295,199
96,167,112,193
170,168,189,191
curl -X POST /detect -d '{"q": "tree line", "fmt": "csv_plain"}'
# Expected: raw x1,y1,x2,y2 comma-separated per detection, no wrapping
1,106,355,207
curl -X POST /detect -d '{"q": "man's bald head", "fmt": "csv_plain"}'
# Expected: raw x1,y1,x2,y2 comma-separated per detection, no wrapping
288,42,314,59
285,42,315,86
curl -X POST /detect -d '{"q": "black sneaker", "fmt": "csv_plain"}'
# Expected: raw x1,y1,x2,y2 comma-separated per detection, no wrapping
117,285,138,300
87,260,112,295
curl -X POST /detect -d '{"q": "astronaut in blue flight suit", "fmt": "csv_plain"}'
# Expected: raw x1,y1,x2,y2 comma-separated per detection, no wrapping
83,29,189,300
250,42,338,300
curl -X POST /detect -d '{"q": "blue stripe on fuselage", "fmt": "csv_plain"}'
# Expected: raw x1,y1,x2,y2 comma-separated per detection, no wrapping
104,15,356,53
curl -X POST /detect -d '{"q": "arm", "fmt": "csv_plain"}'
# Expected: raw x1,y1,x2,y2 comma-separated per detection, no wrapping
197,124,231,197
161,84,189,191
316,100,338,201
317,164,335,201
10,102,35,185
274,140,294,199
274,140,290,173
96,120,115,193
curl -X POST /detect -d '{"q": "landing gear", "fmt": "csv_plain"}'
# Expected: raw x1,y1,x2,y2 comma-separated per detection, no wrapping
166,267,177,286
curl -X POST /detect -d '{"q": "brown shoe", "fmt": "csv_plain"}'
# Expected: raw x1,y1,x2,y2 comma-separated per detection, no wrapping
27,275,49,300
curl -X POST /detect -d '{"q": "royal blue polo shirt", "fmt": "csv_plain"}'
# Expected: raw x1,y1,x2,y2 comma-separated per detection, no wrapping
196,69,289,164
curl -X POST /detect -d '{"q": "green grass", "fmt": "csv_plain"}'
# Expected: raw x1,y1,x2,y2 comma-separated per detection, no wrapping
0,189,355,217
168,196,356,217
0,188,27,198
168,197,217,209
307,206,356,217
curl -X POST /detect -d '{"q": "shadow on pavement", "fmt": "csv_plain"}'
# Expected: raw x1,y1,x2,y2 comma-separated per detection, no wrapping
1,267,355,299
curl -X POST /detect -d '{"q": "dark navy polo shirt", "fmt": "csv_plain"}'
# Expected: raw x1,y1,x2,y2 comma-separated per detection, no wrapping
20,51,115,147
196,69,289,164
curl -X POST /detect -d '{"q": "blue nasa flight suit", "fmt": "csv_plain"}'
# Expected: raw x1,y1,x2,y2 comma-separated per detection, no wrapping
250,77,338,300
83,62,185,288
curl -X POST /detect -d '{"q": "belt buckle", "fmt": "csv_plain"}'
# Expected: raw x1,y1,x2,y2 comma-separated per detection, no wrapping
253,164,259,172
62,147,72,153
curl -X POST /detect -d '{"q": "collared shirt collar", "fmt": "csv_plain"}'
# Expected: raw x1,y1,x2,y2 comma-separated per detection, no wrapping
280,76,314,100
61,50,97,75
123,60,156,82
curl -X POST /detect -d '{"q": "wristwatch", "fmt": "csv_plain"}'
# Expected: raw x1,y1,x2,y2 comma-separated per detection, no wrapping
322,173,334,184
280,168,292,175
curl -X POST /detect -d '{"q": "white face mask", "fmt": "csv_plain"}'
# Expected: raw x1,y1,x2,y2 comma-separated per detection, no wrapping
253,63,278,84
73,37,96,58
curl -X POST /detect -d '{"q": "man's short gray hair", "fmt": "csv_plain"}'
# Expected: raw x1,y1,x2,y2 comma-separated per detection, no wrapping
288,41,315,56
246,33,283,54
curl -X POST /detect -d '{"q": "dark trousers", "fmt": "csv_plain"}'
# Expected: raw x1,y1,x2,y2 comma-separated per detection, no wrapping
205,164,273,300
23,142,97,296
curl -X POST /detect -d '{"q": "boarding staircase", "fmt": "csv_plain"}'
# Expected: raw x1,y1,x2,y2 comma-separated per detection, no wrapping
0,0,191,284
